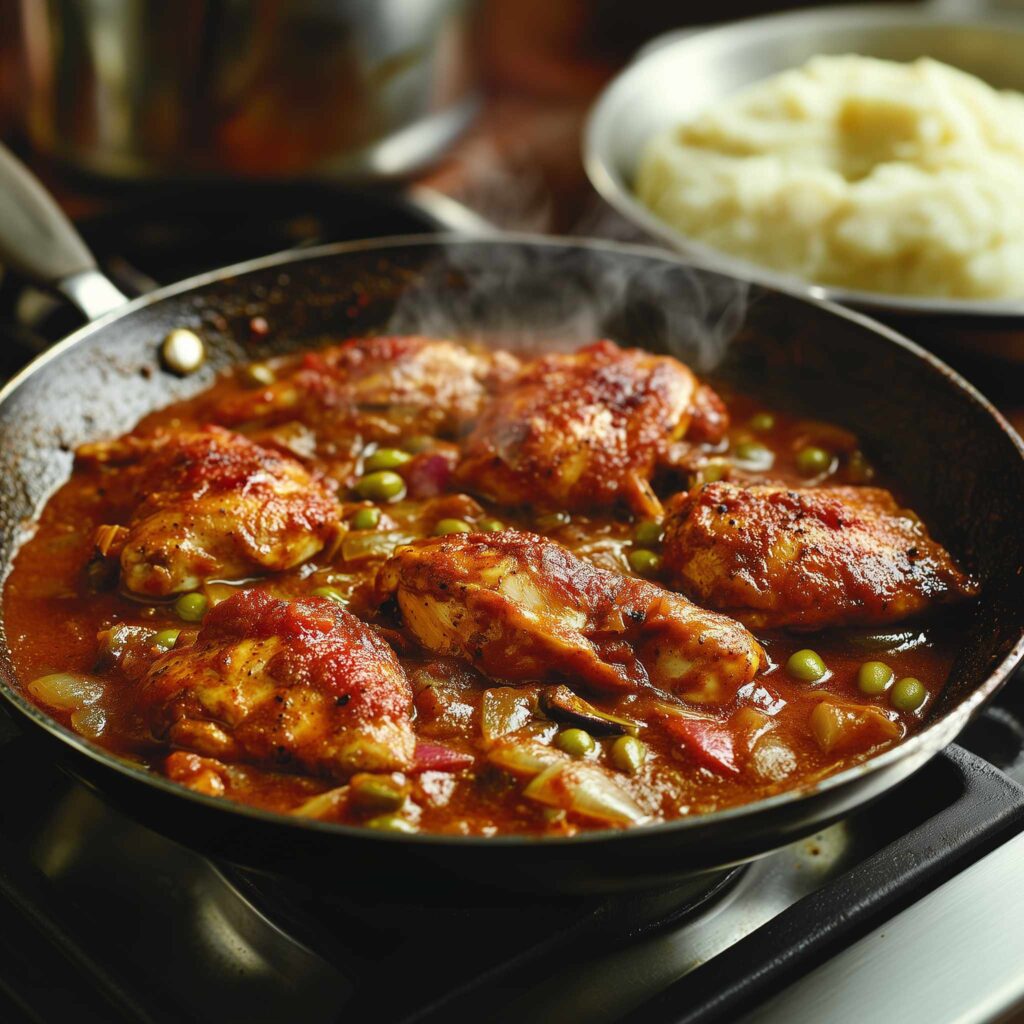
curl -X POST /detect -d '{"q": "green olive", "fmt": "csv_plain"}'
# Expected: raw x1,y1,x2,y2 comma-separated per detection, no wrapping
857,660,893,696
628,549,662,575
350,506,381,530
536,511,570,531
355,470,407,503
786,648,827,683
364,448,412,472
433,518,472,536
733,440,774,470
633,520,664,547
478,518,505,533
891,677,926,712
555,728,596,758
153,628,180,651
365,814,418,833
311,586,346,605
796,445,833,476
610,735,646,774
174,592,208,623
749,412,775,432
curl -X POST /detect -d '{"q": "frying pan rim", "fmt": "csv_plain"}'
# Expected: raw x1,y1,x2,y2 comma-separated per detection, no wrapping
0,231,1021,849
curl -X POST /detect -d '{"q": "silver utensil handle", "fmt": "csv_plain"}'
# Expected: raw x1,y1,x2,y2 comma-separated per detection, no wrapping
0,144,127,320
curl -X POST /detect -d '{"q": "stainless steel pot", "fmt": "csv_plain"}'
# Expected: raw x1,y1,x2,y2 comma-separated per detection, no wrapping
17,0,481,181
583,4,1024,361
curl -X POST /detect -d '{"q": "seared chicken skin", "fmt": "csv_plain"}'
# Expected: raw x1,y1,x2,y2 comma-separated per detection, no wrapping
213,336,521,476
662,482,977,629
374,531,766,704
80,426,341,596
455,340,725,516
139,590,415,776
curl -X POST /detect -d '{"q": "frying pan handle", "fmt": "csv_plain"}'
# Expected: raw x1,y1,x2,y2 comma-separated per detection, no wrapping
0,144,128,321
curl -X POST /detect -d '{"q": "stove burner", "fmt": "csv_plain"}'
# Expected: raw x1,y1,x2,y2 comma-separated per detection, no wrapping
222,861,743,1022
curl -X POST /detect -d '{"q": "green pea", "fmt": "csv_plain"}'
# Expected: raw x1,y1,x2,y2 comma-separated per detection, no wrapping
628,549,662,575
846,450,875,484
154,628,180,651
365,814,418,833
610,735,646,774
633,520,664,547
174,592,208,623
311,586,347,605
404,435,435,453
733,440,774,470
891,677,926,712
350,506,381,530
796,445,833,476
786,649,827,683
536,511,570,531
355,470,407,503
749,412,775,432
555,728,596,758
433,518,472,536
350,774,408,812
478,518,505,533
857,660,893,696
364,448,411,472
242,362,276,387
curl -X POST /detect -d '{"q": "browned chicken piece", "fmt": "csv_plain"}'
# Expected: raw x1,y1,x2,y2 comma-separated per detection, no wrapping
79,426,341,597
139,590,415,777
661,482,977,629
455,340,726,517
212,336,521,478
374,531,766,704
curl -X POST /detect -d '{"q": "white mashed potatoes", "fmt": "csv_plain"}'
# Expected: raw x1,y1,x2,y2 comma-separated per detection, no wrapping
635,56,1024,299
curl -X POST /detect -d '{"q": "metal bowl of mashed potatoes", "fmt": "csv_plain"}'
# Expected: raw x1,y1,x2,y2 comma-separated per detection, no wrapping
584,5,1024,360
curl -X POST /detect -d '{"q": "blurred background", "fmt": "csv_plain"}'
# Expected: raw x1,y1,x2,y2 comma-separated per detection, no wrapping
0,0,959,228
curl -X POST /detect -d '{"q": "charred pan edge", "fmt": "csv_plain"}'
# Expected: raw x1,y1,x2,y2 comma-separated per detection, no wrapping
0,232,1021,849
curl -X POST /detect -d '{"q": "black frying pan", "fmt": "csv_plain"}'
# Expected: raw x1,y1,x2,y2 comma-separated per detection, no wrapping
0,145,1022,897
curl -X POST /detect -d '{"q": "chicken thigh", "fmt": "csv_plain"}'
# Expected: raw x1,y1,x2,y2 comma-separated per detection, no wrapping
455,340,725,516
80,426,341,597
138,589,415,777
374,531,765,704
662,482,976,629
213,336,521,477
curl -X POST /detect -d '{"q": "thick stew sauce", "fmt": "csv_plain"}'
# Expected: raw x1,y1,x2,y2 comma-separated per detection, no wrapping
3,336,976,836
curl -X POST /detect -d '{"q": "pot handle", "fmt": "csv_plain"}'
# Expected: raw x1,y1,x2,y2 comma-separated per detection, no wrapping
0,144,128,321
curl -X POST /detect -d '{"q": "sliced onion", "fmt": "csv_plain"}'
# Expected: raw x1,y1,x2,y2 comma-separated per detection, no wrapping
292,787,349,820
70,705,107,739
481,687,535,741
341,531,416,563
523,762,648,826
487,741,565,778
28,672,105,711
809,700,904,755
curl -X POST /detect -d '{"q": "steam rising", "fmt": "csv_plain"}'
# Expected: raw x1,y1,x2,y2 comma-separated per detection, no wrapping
385,240,749,372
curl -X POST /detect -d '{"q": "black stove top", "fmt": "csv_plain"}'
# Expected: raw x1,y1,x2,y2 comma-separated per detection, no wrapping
0,704,1021,1024
1,185,1023,1024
